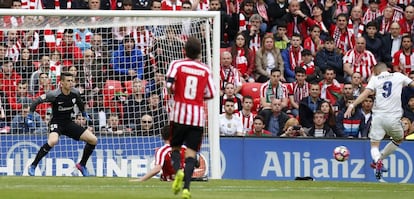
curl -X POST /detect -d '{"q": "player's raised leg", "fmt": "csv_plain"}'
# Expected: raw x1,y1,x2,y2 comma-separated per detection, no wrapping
28,132,59,176
76,129,98,177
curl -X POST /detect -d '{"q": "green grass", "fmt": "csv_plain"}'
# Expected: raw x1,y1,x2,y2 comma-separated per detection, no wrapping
1,177,414,199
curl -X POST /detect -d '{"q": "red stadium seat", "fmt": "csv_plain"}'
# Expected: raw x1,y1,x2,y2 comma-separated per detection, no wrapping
239,82,263,114
102,80,125,114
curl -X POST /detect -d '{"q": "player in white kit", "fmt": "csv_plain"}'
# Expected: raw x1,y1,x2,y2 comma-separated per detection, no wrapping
345,62,414,180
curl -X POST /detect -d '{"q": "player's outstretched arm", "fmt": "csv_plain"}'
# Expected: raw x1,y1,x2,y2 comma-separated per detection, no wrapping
29,94,47,114
130,165,162,182
344,88,374,118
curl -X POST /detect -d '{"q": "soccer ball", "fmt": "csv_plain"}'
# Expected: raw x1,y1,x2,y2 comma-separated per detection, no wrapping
333,146,350,162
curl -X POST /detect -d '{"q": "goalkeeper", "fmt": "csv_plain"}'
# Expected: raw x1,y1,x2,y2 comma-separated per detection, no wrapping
27,72,97,177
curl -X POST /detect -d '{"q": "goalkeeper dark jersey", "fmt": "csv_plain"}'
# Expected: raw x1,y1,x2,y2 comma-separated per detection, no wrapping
30,88,85,122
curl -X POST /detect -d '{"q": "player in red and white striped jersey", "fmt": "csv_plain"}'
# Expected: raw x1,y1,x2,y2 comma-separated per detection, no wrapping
166,37,216,196
132,125,186,182
392,35,414,74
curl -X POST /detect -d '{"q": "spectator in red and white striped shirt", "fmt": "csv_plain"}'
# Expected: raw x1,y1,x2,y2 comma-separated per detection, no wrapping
287,67,309,117
5,30,22,62
392,35,414,75
235,95,256,135
363,0,381,25
343,37,377,82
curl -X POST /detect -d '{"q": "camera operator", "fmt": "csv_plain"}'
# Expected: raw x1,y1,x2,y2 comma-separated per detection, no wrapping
280,118,307,137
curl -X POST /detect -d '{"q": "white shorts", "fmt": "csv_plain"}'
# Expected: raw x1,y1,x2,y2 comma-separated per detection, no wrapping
369,114,403,141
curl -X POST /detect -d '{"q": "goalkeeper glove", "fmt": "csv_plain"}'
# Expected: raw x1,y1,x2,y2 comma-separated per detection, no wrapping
26,114,34,128
82,112,92,122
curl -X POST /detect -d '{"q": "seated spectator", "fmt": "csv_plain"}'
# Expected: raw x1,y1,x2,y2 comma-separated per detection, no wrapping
300,49,322,83
11,104,47,134
220,83,242,114
0,57,22,97
230,33,255,82
314,36,344,83
280,118,307,137
111,35,144,81
336,98,364,138
363,21,382,61
319,67,342,105
123,78,147,131
235,95,255,135
29,55,51,96
306,110,336,138
350,72,364,98
259,98,290,136
318,100,339,133
402,117,413,138
145,92,168,133
219,99,244,136
220,51,242,95
334,83,355,112
90,34,111,64
286,67,310,117
255,33,285,83
343,37,377,83
403,95,414,122
8,81,32,111
56,29,83,64
299,83,323,128
273,22,289,51
303,25,323,57
138,114,156,136
392,35,414,75
15,48,35,82
359,95,374,139
246,115,272,136
100,114,131,135
281,33,303,83
259,68,289,110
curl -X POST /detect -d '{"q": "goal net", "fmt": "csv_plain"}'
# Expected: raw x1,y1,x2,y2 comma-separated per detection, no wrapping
0,9,221,179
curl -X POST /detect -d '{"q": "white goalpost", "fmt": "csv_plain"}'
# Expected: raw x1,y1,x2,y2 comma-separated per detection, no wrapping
0,9,221,179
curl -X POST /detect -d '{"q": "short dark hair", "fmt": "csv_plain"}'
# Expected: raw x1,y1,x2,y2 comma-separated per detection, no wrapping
294,66,306,74
270,68,281,75
324,36,334,43
224,98,235,104
243,95,253,102
301,49,312,56
254,115,265,123
60,72,74,81
185,37,201,59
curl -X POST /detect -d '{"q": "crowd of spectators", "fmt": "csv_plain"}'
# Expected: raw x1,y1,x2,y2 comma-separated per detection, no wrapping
2,0,414,139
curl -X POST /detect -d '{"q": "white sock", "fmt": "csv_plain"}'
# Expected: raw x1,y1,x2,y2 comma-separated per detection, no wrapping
371,147,381,162
381,141,399,159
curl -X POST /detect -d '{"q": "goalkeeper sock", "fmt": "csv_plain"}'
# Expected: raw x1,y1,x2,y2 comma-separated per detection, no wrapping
79,143,96,166
32,143,52,166
183,157,196,190
171,150,181,172
381,140,399,159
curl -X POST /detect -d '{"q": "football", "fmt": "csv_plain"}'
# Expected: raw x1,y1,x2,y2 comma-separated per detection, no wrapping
333,146,350,162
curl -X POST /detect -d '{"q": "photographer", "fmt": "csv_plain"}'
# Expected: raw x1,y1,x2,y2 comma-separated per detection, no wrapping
280,118,307,137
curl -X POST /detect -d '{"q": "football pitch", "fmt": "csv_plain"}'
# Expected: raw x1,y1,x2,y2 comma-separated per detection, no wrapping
1,177,414,199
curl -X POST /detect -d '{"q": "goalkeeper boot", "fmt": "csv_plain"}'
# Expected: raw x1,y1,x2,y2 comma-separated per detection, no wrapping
182,188,191,199
76,163,89,177
375,159,384,180
28,165,36,176
370,160,388,172
172,169,184,195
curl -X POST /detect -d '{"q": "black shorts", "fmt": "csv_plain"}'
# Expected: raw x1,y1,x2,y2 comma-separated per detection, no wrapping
170,122,203,152
49,120,86,141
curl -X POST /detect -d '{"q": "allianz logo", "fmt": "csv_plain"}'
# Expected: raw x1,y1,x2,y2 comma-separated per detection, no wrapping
259,150,413,183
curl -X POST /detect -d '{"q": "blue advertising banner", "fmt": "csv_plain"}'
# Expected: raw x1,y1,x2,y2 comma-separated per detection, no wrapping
1,135,413,183
220,137,414,183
